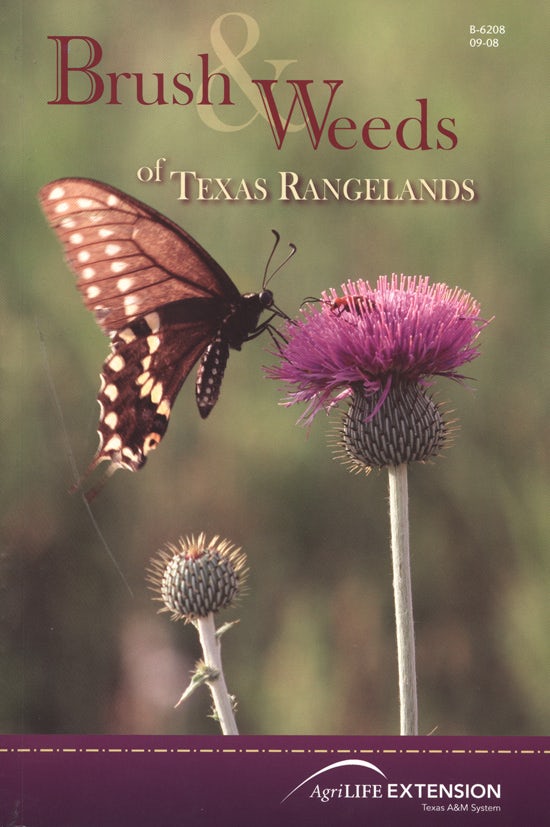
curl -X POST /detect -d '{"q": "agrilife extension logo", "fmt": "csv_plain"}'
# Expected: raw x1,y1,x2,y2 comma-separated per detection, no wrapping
281,759,388,804
281,759,503,815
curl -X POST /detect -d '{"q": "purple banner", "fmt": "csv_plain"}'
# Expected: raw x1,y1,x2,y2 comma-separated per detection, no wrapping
0,736,547,826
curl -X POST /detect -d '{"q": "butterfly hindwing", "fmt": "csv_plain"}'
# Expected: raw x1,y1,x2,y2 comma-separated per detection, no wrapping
94,309,221,472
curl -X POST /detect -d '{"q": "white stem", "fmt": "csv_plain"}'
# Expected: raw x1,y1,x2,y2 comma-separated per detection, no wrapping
388,463,418,735
196,614,239,735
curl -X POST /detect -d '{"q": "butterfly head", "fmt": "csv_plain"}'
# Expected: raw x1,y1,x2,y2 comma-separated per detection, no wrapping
254,287,289,323
259,288,274,309
251,287,290,329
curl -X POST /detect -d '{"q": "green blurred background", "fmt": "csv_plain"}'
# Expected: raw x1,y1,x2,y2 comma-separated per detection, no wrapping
2,0,548,735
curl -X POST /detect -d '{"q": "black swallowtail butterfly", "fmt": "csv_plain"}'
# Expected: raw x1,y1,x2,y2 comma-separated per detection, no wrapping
39,178,293,485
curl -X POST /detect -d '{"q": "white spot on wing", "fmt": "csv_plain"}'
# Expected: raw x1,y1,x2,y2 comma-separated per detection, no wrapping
77,250,91,263
117,277,134,293
151,382,163,405
145,312,161,333
147,335,160,354
77,198,93,209
103,435,122,452
157,399,171,418
87,285,100,299
104,383,118,401
104,411,118,430
124,294,140,316
112,260,128,274
136,371,151,386
140,377,155,398
49,186,66,200
108,354,126,372
118,327,137,344
105,243,122,256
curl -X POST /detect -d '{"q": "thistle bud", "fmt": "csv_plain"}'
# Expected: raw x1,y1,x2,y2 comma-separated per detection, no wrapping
339,381,448,472
148,533,247,621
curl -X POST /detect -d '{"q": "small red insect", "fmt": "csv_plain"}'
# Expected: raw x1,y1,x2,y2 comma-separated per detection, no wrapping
329,294,376,315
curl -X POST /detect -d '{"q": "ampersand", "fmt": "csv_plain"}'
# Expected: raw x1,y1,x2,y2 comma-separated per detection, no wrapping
197,12,301,133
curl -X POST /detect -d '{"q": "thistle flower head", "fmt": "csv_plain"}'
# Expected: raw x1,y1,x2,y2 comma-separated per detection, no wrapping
268,275,490,471
148,533,247,621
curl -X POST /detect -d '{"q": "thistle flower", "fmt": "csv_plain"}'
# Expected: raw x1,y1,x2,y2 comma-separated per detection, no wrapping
148,533,247,734
269,274,489,472
268,274,491,735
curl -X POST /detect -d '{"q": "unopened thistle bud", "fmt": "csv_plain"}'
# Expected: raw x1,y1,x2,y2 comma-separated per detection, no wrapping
148,533,247,621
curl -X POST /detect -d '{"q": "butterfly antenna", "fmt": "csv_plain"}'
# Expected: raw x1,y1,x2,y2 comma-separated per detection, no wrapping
38,324,133,596
263,229,297,289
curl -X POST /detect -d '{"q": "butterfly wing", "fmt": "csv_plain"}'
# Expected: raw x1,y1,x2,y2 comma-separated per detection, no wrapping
39,178,241,480
39,178,241,333
93,305,222,474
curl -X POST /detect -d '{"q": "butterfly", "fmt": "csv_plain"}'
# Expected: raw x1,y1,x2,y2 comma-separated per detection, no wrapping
39,178,294,487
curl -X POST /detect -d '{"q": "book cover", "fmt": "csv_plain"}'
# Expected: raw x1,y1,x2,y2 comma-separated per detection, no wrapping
3,0,548,823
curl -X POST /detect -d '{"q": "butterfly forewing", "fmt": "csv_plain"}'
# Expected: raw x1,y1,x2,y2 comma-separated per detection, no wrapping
39,179,240,334
38,178,268,485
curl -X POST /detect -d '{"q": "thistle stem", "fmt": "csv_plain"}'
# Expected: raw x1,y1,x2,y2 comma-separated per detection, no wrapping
388,463,418,735
196,614,239,735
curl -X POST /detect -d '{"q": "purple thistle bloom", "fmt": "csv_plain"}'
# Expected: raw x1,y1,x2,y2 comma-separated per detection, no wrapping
269,274,490,426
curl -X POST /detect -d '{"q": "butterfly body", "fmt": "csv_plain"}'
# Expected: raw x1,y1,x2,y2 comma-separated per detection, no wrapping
39,178,289,480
